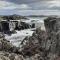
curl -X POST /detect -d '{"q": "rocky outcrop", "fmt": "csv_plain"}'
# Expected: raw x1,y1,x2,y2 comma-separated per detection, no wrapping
44,17,60,54
44,17,60,60
0,32,42,60
0,32,23,54
20,17,60,60
20,28,48,60
0,33,25,60
1,17,60,60
0,51,25,60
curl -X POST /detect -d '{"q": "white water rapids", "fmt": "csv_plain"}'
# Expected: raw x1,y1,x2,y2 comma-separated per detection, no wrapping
5,29,34,47
5,17,47,47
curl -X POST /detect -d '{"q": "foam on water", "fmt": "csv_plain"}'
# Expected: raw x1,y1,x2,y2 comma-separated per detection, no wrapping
5,17,46,47
5,29,34,47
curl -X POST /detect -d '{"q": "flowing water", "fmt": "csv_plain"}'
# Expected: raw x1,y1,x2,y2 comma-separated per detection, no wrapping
5,16,47,47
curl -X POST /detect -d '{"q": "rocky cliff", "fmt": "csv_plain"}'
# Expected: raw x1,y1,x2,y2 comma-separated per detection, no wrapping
20,17,60,60
1,17,60,60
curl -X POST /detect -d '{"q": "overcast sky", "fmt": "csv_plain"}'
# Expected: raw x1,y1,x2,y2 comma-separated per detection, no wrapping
0,0,60,15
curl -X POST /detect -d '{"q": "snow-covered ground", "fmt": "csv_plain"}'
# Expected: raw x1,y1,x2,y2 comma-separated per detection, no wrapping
5,29,34,47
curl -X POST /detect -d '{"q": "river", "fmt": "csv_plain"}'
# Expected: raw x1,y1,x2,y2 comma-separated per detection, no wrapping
5,16,47,47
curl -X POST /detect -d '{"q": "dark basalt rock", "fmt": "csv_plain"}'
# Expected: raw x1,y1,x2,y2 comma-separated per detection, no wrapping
20,17,60,60
44,17,60,60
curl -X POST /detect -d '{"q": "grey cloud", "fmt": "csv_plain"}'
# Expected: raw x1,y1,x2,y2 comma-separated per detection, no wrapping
1,0,54,4
0,0,60,15
1,0,60,11
1,0,40,4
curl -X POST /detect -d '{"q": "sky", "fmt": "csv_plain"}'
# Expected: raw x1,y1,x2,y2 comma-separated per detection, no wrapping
0,0,60,15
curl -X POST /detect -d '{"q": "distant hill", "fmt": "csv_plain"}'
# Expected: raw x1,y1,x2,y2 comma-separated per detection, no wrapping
0,14,28,20
27,15,48,17
0,14,58,21
27,15,58,17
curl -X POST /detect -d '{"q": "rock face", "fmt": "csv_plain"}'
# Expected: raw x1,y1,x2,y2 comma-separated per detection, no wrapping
0,33,44,60
20,28,48,60
1,17,60,60
0,51,25,60
20,17,60,60
0,33,13,51
0,32,22,53
0,33,25,60
44,17,60,60
44,17,60,53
